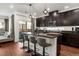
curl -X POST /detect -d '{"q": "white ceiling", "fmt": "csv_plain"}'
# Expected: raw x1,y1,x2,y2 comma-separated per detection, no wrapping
0,3,79,17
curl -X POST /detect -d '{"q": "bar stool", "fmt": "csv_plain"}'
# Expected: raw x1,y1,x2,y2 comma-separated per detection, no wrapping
37,38,51,56
21,33,27,49
23,34,32,52
29,36,37,56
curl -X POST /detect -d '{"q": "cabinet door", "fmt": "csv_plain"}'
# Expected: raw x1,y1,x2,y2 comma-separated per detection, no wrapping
41,18,45,27
36,17,47,27
48,17,54,26
48,16,57,26
44,16,49,27
36,18,41,27
55,14,63,26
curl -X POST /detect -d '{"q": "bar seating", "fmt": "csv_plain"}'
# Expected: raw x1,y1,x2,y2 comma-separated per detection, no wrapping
29,36,37,56
21,33,27,49
23,34,32,52
37,38,51,56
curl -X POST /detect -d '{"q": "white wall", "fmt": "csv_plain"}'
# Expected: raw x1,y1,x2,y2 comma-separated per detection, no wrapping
14,11,27,42
14,14,21,42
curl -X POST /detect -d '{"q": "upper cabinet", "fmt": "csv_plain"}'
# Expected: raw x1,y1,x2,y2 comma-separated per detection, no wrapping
36,17,42,27
36,9,79,27
36,16,57,27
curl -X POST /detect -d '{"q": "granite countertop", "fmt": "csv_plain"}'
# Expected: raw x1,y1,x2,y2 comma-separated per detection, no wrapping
46,32,62,37
38,32,62,39
61,31,79,34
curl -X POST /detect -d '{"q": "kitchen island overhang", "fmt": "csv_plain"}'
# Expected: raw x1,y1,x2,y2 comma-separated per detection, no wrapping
28,33,62,56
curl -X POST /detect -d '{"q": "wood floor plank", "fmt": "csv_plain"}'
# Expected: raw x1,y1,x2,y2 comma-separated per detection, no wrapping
0,41,31,56
60,45,79,56
0,41,79,56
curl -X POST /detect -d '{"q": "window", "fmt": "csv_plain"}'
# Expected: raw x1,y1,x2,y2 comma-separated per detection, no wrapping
0,22,4,29
27,22,31,29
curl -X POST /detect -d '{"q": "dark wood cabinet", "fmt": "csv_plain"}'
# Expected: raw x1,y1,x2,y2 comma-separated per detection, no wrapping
36,16,57,27
36,18,42,27
36,9,79,27
62,32,79,47
57,35,62,56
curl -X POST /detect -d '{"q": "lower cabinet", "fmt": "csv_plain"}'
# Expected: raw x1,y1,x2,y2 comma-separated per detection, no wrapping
57,36,62,56
62,33,79,47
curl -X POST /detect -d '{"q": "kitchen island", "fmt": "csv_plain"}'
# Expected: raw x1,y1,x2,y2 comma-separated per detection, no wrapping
28,32,62,56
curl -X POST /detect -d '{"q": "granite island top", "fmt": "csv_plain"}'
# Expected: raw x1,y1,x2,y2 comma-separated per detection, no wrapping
37,32,62,39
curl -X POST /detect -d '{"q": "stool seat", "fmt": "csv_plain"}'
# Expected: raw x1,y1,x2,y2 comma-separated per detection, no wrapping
43,44,51,47
37,38,51,56
30,36,37,44
29,36,37,56
23,34,29,41
37,38,51,47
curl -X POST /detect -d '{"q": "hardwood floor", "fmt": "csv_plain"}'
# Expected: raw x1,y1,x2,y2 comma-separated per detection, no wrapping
60,45,79,56
0,41,31,56
0,41,79,56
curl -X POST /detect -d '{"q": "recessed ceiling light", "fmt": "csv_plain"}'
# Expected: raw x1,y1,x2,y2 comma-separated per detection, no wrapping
64,6,69,9
47,8,50,11
10,5,14,9
33,13,37,16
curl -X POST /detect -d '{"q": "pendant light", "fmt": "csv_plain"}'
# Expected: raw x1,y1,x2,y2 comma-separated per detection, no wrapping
43,4,50,15
43,9,48,14
28,4,37,18
29,4,32,18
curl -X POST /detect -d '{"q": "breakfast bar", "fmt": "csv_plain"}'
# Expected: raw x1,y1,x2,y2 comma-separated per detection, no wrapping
28,33,62,56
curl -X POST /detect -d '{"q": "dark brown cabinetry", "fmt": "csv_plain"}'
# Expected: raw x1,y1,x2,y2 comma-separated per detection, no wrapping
36,16,58,27
62,32,79,47
57,36,62,56
36,18,42,27
36,10,79,27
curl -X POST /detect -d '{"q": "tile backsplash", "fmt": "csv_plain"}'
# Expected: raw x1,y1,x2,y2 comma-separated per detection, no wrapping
36,26,79,31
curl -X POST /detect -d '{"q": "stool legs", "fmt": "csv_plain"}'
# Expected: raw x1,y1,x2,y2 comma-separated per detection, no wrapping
26,39,32,52
43,47,45,56
27,39,30,52
34,43,36,55
22,38,27,49
21,38,27,49
31,43,36,56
